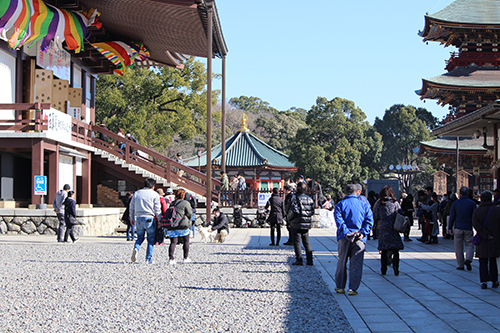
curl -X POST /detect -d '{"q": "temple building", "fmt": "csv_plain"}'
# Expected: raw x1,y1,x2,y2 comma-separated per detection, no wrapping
0,0,227,235
184,118,297,192
417,137,494,193
417,0,500,120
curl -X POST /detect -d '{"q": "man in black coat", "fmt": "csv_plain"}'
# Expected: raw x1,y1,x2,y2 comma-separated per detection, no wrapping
287,182,315,266
265,187,285,246
210,208,229,243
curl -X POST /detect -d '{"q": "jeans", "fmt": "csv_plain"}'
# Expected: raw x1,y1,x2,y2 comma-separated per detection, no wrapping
126,223,135,240
57,213,66,242
134,217,156,261
335,239,365,292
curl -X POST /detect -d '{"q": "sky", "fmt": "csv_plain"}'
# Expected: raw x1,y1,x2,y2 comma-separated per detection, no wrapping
210,0,457,124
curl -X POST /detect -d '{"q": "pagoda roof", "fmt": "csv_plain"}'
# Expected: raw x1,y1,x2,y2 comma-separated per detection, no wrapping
427,0,500,26
185,130,296,170
418,136,487,155
420,66,500,90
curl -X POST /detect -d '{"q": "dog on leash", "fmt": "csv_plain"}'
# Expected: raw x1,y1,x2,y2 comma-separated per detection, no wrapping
196,226,216,243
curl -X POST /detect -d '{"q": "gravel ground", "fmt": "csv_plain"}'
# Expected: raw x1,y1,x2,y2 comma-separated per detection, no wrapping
0,241,352,333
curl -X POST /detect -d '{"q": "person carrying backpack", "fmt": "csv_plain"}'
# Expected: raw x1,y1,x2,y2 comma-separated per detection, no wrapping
165,189,193,265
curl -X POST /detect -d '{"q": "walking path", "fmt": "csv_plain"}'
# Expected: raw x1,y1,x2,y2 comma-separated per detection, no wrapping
1,226,500,332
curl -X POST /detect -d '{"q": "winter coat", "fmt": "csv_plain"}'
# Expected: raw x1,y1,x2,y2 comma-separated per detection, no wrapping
288,193,314,231
212,212,229,234
265,193,285,225
401,198,414,226
422,200,440,237
373,198,404,251
449,196,477,231
170,199,193,230
334,194,374,243
473,202,500,259
64,197,77,226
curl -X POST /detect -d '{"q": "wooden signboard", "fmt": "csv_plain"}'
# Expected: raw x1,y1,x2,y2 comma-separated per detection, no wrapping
433,170,449,195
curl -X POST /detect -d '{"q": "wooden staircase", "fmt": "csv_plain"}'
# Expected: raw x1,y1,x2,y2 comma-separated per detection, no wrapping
91,125,221,204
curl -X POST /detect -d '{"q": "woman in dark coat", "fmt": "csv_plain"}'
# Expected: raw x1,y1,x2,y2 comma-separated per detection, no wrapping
63,191,79,243
373,185,404,276
473,190,500,289
265,187,285,246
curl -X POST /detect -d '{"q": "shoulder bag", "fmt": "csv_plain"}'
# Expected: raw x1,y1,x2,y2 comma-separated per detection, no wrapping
394,202,410,233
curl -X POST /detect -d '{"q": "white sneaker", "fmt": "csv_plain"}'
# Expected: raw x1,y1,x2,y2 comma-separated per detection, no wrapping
183,258,192,263
169,260,176,265
131,248,138,263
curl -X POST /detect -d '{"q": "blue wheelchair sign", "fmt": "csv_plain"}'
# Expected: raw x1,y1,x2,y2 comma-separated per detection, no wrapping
34,176,47,195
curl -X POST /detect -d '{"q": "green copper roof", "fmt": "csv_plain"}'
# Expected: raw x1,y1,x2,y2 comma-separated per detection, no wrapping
421,136,486,151
185,131,295,169
428,0,500,25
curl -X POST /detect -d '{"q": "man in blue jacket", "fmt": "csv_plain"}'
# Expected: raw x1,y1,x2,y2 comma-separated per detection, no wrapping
449,186,477,271
334,184,374,296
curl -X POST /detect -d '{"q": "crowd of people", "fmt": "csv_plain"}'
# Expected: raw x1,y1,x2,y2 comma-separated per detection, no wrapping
52,173,500,292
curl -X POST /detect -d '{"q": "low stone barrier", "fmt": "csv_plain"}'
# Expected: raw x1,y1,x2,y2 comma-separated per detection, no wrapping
0,208,124,236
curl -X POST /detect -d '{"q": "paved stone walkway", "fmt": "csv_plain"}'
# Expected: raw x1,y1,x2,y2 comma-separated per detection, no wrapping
2,226,500,333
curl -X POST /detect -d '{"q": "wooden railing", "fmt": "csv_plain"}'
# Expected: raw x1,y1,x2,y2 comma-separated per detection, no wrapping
219,188,321,208
0,103,221,202
90,125,222,201
0,103,50,131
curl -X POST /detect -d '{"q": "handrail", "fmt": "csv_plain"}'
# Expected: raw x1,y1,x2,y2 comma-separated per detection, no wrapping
91,125,222,201
0,102,221,202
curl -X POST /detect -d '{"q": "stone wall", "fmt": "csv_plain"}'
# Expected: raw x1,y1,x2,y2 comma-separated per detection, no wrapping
0,208,124,236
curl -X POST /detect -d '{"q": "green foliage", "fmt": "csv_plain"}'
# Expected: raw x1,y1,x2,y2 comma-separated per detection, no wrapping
374,104,433,193
95,57,219,154
255,112,305,154
415,107,439,130
228,96,278,114
288,97,382,192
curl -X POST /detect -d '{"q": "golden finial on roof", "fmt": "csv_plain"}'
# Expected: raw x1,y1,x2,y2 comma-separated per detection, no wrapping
239,113,249,132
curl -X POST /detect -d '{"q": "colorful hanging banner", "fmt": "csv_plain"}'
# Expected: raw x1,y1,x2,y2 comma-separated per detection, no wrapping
0,0,99,53
92,41,150,75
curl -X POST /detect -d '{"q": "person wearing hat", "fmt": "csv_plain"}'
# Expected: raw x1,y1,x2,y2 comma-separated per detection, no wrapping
209,207,229,243
165,188,175,204
334,184,374,296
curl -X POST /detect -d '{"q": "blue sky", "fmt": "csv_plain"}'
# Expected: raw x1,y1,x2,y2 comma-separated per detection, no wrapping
211,0,456,124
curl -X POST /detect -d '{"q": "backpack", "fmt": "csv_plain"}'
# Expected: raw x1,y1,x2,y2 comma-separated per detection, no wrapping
185,192,197,213
160,202,179,229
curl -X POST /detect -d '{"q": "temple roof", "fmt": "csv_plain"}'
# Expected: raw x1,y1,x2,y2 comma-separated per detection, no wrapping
185,131,296,170
419,136,487,154
426,0,500,25
420,66,500,90
76,0,227,68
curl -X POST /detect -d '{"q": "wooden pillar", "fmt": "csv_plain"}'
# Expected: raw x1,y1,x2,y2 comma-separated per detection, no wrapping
31,139,44,205
81,153,92,207
206,4,213,217
48,144,59,204
221,56,226,173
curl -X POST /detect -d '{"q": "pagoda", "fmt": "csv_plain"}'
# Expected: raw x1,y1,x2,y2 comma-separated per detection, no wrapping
185,117,297,191
417,0,500,120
